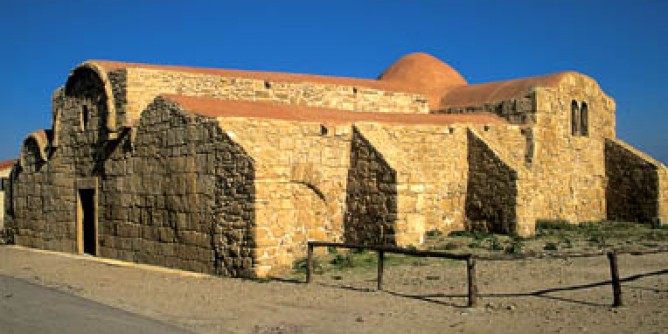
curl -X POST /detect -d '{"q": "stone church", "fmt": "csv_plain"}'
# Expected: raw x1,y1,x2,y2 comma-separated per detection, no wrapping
4,53,667,277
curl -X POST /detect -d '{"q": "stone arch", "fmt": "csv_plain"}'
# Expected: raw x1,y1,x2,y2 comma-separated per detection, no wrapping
65,62,117,137
19,130,50,171
289,162,335,237
290,182,332,240
290,162,328,203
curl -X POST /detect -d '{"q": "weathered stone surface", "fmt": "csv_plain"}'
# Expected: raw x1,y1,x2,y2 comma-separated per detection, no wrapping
4,55,666,278
344,127,397,245
605,139,668,223
466,129,518,233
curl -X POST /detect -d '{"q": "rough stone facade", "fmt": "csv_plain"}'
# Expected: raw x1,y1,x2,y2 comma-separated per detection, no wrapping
4,52,667,277
344,128,397,245
466,130,518,233
605,139,668,224
0,160,14,232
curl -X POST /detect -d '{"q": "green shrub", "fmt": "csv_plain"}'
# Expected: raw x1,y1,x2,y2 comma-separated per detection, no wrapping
544,242,558,251
588,232,605,246
536,219,571,230
449,230,476,238
561,237,573,249
488,236,503,252
425,229,443,237
330,254,354,268
293,257,324,274
505,239,523,254
443,242,461,250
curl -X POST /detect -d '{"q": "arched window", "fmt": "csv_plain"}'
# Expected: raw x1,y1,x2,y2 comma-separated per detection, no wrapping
571,100,580,136
580,102,589,136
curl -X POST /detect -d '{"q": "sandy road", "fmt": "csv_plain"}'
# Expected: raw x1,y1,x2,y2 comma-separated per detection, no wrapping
1,245,667,333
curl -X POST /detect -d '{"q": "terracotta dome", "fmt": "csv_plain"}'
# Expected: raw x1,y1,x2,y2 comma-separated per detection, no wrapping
378,53,467,108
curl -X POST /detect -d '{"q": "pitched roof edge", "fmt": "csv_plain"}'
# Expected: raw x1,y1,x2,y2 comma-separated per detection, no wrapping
439,71,596,109
87,60,423,96
159,95,508,127
0,159,16,170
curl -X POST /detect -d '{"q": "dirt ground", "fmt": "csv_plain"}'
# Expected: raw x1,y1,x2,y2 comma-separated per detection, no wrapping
1,245,667,333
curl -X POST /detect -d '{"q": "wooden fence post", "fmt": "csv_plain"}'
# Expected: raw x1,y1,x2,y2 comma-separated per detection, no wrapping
607,251,623,307
306,243,314,284
377,250,385,291
467,256,478,308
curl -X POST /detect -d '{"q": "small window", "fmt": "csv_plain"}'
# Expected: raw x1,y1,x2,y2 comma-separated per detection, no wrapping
81,105,90,130
580,102,589,136
571,100,580,136
0,177,8,191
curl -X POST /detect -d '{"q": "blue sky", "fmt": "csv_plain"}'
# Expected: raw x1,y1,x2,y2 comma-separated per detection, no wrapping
1,0,667,163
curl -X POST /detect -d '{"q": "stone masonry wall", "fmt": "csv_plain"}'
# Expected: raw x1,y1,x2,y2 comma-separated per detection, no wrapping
99,98,256,276
107,69,128,127
121,67,428,124
15,58,668,279
433,73,616,227
9,66,110,252
344,128,397,245
218,117,351,276
466,124,537,235
466,130,518,233
605,139,667,224
529,74,615,223
10,71,258,276
0,166,12,231
472,124,532,166
354,123,468,246
434,96,535,125
661,165,668,224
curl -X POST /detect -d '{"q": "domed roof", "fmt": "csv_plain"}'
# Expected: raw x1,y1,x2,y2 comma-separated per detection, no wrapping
378,53,467,108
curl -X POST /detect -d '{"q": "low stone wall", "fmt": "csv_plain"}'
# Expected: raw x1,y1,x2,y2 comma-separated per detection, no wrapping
465,130,518,233
605,139,665,223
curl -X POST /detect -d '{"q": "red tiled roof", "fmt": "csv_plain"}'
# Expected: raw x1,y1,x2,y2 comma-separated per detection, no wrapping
440,72,574,109
0,159,16,170
91,60,423,95
164,95,507,126
87,55,582,112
